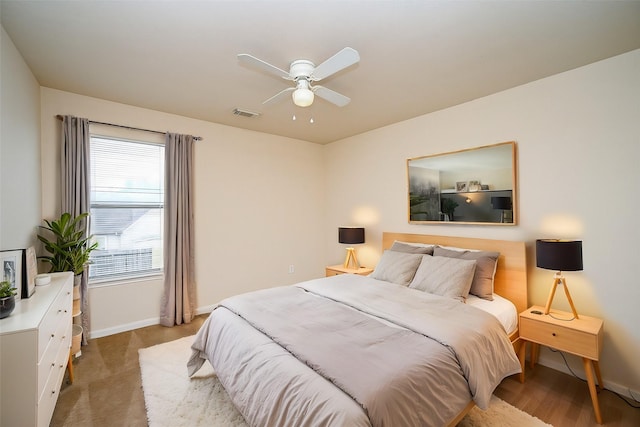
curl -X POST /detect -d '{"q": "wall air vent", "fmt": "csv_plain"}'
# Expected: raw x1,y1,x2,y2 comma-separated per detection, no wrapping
233,108,261,118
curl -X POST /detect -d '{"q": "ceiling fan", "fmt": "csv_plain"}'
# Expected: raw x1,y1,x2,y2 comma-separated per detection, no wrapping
237,47,360,108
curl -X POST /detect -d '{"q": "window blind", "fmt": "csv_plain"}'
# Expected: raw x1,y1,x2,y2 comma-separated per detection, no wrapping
89,136,164,282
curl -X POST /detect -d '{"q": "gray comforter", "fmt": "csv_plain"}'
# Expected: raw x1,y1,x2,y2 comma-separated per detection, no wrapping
188,274,521,427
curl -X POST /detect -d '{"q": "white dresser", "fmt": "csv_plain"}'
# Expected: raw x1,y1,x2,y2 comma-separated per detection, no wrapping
0,272,73,427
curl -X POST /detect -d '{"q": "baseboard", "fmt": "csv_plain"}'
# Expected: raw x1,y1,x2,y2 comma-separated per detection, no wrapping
89,305,216,339
195,304,216,315
90,317,160,339
537,356,639,401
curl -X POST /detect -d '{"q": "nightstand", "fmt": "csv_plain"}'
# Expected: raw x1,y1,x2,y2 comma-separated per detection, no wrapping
325,265,374,277
518,305,604,424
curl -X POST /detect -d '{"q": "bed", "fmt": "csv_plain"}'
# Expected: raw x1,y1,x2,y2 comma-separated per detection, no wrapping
188,232,528,426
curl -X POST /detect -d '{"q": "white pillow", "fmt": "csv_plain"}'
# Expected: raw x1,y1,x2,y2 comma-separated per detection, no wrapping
408,255,476,302
370,250,424,286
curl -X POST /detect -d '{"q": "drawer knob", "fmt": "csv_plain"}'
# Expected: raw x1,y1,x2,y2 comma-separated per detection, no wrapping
51,334,55,338
552,333,557,337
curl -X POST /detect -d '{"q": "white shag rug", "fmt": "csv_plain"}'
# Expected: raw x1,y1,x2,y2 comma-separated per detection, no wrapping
139,336,553,427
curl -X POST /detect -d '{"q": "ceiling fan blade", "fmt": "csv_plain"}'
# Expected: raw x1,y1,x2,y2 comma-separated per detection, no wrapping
238,54,291,80
263,87,295,105
313,85,351,107
311,47,360,81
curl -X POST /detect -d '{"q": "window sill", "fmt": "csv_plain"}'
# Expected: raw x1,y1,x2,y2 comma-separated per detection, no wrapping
89,273,164,289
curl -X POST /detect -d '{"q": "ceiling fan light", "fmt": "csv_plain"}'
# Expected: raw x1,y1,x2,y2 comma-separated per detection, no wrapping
292,88,314,107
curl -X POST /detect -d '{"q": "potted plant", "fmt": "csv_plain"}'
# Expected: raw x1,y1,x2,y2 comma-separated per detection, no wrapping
0,280,17,319
37,212,98,282
441,198,459,221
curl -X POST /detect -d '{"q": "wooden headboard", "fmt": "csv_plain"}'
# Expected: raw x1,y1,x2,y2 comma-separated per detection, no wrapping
382,232,528,316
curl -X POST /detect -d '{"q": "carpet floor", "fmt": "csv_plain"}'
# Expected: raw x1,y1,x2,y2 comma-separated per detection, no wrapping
139,336,553,427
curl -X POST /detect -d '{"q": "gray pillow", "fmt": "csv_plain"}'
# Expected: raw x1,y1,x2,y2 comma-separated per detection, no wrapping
433,247,499,301
370,250,424,286
408,255,476,302
390,241,434,255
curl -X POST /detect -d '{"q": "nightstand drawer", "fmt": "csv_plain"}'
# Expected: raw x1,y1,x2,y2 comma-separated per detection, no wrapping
325,265,374,277
520,316,600,359
325,269,342,277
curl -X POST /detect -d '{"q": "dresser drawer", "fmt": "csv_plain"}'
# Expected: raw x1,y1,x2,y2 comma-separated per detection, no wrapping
37,281,72,360
37,318,71,399
37,336,70,427
520,316,600,359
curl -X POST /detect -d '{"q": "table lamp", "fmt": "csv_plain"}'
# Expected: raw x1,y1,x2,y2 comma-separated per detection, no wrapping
536,239,583,319
491,196,512,223
338,227,365,269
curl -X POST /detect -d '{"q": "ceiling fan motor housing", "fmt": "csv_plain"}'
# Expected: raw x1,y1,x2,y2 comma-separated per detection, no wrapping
289,60,315,80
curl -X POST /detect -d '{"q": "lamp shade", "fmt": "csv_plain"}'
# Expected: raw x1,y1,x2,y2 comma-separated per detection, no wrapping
536,239,583,271
491,196,512,210
338,227,365,245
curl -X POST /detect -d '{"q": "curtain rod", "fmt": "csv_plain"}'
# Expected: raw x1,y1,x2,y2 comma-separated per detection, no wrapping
55,115,203,141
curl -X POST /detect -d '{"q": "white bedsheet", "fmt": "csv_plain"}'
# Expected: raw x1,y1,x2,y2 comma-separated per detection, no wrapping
466,293,518,335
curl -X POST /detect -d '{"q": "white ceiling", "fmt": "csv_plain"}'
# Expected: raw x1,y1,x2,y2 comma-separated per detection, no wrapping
2,1,639,144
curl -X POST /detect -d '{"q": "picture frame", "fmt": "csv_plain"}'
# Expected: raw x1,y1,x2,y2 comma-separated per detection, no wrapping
1,250,23,301
23,247,37,298
407,141,517,225
468,180,481,192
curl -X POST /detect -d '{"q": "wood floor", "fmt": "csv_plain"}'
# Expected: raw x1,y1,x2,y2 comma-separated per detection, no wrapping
495,362,640,427
51,315,640,427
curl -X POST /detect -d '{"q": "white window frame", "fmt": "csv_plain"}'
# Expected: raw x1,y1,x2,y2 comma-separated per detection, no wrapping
88,134,165,286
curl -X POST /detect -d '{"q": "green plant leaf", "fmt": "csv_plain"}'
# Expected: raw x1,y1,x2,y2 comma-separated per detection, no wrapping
37,212,97,274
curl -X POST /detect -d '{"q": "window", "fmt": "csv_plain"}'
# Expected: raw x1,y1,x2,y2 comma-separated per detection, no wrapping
88,136,164,283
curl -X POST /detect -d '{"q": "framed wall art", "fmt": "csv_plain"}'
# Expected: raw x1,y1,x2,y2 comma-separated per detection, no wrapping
407,141,517,224
468,180,481,192
1,250,23,301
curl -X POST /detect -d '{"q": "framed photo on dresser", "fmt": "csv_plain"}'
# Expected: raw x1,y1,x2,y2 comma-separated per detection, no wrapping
23,247,37,298
0,249,23,301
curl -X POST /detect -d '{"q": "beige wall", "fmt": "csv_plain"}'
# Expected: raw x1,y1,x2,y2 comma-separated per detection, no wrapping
40,88,326,336
0,27,41,250
325,49,640,397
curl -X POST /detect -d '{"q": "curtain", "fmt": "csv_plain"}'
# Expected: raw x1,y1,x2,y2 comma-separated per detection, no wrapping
60,115,91,344
160,132,196,326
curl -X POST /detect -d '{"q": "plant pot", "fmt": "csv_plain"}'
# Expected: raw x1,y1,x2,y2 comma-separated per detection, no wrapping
73,273,82,297
0,296,16,319
72,298,81,317
71,324,83,354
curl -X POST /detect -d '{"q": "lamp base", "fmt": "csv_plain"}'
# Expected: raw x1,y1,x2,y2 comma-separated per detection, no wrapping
544,272,579,319
343,247,360,269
